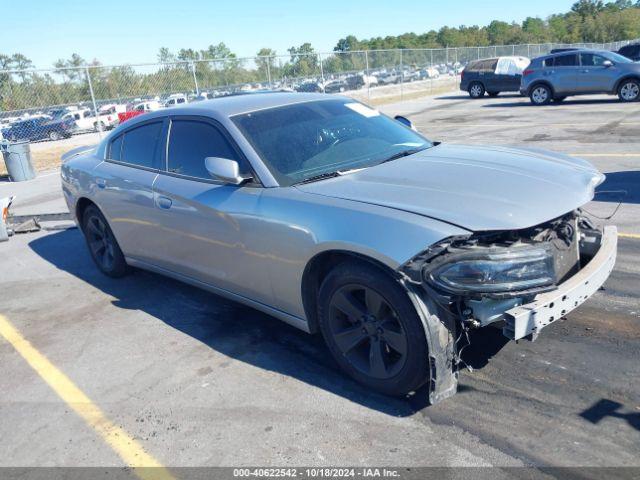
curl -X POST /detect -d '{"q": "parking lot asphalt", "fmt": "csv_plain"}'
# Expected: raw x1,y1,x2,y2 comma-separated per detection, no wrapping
0,92,638,470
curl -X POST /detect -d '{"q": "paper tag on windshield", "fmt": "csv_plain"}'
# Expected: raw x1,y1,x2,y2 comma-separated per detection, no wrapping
345,103,380,118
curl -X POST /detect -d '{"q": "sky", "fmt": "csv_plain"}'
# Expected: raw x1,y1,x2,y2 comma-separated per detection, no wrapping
4,0,577,69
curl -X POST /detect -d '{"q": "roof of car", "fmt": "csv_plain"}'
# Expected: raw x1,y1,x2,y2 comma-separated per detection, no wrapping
169,92,332,116
540,48,607,58
114,92,336,133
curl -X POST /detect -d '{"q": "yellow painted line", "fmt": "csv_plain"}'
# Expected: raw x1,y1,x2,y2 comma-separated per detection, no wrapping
0,314,174,480
619,233,640,239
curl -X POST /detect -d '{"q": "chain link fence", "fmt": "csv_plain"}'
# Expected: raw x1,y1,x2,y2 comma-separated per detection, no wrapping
0,39,636,151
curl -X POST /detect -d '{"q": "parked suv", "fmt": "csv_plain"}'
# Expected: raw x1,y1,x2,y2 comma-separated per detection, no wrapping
460,56,530,98
521,49,640,105
617,43,640,61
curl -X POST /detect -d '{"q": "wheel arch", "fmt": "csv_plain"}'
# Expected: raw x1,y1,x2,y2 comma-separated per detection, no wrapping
75,197,99,230
527,80,555,96
301,249,401,334
613,75,640,94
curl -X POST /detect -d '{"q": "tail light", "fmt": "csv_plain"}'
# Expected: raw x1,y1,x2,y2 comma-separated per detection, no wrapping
523,69,534,77
460,70,465,81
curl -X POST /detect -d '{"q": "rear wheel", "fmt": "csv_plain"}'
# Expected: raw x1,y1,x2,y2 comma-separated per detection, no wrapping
487,91,500,97
48,131,60,141
530,84,552,105
82,205,129,277
318,261,429,396
618,79,640,102
468,82,485,98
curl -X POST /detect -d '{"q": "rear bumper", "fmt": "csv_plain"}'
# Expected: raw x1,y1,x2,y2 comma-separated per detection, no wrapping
503,226,617,340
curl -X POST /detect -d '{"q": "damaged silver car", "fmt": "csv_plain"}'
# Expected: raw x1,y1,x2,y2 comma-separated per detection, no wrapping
61,93,617,403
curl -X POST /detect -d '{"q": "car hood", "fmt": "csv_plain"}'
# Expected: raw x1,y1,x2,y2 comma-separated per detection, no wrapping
296,144,604,231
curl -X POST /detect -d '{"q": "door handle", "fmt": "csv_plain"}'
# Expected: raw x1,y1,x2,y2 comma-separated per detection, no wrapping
156,196,172,210
96,178,106,189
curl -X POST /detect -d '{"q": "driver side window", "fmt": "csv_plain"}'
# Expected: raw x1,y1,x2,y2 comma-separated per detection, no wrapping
167,119,243,180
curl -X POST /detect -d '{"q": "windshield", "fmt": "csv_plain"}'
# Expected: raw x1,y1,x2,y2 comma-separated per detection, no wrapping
232,99,431,186
603,51,633,63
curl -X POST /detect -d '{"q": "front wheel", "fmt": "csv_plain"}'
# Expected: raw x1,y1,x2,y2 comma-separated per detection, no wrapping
618,79,640,102
468,82,485,98
82,205,129,277
530,84,552,105
48,131,60,141
318,262,429,396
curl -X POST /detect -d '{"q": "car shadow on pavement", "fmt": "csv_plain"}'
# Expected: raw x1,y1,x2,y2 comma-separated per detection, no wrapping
482,98,622,108
29,229,507,416
596,171,640,205
580,399,640,432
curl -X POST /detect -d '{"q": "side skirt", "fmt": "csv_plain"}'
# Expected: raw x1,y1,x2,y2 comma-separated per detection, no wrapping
125,257,312,334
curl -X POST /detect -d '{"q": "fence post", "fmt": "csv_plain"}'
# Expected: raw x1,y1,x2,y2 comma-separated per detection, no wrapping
191,62,199,95
318,53,325,86
364,50,370,102
85,66,102,139
266,57,272,88
430,49,433,67
399,49,403,100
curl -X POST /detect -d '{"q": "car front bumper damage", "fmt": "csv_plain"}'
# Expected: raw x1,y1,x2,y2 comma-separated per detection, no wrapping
503,225,617,340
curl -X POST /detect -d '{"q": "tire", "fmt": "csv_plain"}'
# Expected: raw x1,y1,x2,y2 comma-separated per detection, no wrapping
530,84,552,105
82,205,129,278
618,79,640,102
468,82,485,98
554,96,567,103
94,121,106,132
487,91,500,97
318,261,429,396
48,131,60,141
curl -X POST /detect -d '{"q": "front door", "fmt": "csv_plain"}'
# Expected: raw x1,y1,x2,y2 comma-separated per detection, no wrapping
149,117,272,304
577,53,618,93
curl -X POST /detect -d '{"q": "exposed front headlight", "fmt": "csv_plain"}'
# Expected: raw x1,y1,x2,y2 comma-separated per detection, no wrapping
424,244,555,294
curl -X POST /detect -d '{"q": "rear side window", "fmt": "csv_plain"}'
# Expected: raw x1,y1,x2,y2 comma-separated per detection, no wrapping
107,121,163,168
550,54,578,67
466,61,480,72
482,59,498,72
167,120,240,179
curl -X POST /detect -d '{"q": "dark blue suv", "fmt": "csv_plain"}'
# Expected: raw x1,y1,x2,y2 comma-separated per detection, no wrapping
460,56,531,98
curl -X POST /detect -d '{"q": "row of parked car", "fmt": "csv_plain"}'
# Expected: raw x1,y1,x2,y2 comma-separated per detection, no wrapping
293,63,461,94
0,93,210,142
460,44,640,105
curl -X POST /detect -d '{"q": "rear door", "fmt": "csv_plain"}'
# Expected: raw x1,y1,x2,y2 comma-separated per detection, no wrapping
478,59,498,91
547,53,579,94
149,116,272,304
577,53,618,93
92,119,165,263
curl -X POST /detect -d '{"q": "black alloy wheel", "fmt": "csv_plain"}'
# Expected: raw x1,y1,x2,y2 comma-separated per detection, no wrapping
327,284,408,380
82,205,128,277
318,262,429,396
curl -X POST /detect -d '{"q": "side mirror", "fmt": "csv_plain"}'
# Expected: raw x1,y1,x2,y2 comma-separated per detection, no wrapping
394,115,417,131
603,60,613,68
204,157,251,185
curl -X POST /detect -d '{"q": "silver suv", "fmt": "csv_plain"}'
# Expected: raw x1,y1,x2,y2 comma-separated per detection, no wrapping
520,49,640,105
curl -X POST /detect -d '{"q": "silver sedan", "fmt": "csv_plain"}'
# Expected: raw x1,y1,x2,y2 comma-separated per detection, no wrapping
61,93,616,403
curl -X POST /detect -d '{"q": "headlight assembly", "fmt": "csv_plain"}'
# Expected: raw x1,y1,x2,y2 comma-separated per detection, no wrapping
424,244,556,294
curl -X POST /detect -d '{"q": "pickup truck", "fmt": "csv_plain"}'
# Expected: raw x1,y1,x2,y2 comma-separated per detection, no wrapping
117,101,162,125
